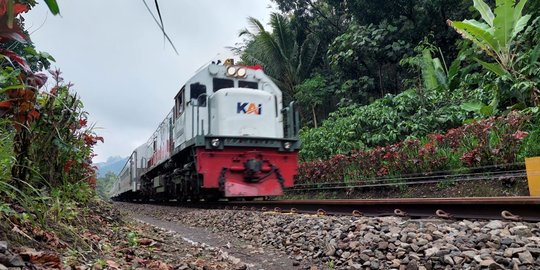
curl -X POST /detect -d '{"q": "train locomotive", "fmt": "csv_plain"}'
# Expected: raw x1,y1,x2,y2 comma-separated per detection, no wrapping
110,61,300,201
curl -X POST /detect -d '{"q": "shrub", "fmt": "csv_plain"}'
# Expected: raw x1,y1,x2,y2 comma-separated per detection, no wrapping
297,111,535,184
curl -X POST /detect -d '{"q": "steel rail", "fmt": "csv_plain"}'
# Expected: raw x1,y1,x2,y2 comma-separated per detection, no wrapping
216,196,540,222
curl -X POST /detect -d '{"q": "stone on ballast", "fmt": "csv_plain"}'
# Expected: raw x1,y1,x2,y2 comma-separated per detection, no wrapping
424,247,439,258
406,259,418,270
359,253,370,262
488,262,506,270
409,253,420,261
526,246,540,255
417,239,429,246
510,226,532,237
485,221,504,230
518,250,534,264
443,255,454,265
7,255,24,267
390,259,401,267
480,259,496,267
453,256,464,265
370,260,380,269
504,247,526,257
0,242,6,253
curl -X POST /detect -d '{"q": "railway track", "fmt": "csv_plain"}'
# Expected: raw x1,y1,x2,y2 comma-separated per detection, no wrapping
198,196,540,222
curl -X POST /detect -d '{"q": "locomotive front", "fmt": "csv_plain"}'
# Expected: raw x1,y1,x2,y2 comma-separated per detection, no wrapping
189,63,300,198
117,61,300,202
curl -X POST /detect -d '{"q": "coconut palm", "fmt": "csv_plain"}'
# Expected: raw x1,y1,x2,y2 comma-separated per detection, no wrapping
239,13,319,101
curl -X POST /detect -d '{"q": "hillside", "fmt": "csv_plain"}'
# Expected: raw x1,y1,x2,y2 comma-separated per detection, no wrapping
95,156,128,177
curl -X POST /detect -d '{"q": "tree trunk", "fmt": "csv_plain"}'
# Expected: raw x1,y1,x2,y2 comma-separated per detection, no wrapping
312,105,318,128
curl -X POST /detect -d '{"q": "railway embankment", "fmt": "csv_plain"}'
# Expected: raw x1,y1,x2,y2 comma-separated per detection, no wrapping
117,202,540,270
0,201,235,269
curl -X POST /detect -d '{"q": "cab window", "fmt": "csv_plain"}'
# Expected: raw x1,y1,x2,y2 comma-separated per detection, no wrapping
190,83,207,106
174,86,185,119
213,78,234,92
239,80,258,89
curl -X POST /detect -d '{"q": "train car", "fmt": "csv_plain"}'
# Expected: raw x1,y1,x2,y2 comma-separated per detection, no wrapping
109,144,152,200
111,60,300,201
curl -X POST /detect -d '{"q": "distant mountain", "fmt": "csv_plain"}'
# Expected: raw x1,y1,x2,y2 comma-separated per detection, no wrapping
95,156,128,177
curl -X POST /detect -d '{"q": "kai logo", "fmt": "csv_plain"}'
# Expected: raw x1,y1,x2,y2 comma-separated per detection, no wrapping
237,102,262,115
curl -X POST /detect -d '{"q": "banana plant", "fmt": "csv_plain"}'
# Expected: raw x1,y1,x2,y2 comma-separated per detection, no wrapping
420,48,462,92
448,0,531,76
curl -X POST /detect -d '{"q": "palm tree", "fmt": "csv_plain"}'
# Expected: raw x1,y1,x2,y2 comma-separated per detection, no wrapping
239,13,319,101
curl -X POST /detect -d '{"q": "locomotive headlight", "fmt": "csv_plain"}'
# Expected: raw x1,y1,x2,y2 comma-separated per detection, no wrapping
283,142,292,150
211,138,221,148
236,68,247,77
226,66,237,76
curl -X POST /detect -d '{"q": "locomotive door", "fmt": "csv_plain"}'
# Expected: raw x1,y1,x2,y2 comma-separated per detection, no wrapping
173,86,186,147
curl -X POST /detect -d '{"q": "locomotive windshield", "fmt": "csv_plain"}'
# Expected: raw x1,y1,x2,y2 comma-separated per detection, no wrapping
190,83,207,106
213,78,234,92
239,81,258,89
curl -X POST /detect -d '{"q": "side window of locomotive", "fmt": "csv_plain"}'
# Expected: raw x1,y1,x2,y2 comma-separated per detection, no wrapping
239,81,258,89
213,78,234,92
175,86,185,118
190,83,207,106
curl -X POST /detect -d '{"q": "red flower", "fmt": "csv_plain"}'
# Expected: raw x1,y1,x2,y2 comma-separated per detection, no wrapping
512,130,528,140
79,118,87,127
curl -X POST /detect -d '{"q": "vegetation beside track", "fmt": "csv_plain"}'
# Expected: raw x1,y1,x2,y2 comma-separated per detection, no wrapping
237,0,540,194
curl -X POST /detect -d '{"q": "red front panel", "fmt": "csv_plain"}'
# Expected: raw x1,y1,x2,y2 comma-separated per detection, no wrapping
195,147,297,197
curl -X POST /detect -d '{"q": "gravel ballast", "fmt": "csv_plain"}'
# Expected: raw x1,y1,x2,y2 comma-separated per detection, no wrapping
116,203,540,269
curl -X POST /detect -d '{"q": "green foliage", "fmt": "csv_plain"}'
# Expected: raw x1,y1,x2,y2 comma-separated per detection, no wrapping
239,13,319,101
295,74,330,127
29,70,101,189
298,111,534,184
327,19,413,98
518,107,540,159
43,0,60,15
96,172,117,200
449,0,539,108
0,120,14,181
449,0,531,71
299,85,485,161
127,231,138,247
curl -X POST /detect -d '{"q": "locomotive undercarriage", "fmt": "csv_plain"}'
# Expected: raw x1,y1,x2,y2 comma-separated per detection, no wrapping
137,147,215,202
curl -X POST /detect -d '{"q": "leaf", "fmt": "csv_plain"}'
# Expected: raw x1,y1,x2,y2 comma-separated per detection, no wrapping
0,16,27,42
450,21,499,53
529,43,540,65
473,0,495,26
473,58,508,76
514,0,529,21
1,49,31,72
480,105,494,116
106,260,120,270
512,14,531,39
421,49,438,90
461,101,485,112
43,0,60,15
493,0,515,46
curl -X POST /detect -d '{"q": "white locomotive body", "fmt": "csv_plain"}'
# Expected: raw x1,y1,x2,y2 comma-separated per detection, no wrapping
111,62,299,201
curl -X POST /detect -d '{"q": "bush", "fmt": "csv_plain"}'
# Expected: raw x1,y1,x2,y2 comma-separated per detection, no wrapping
298,111,536,184
299,85,491,161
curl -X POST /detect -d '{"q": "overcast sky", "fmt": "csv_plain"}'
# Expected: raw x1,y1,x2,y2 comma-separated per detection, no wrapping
25,1,274,163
